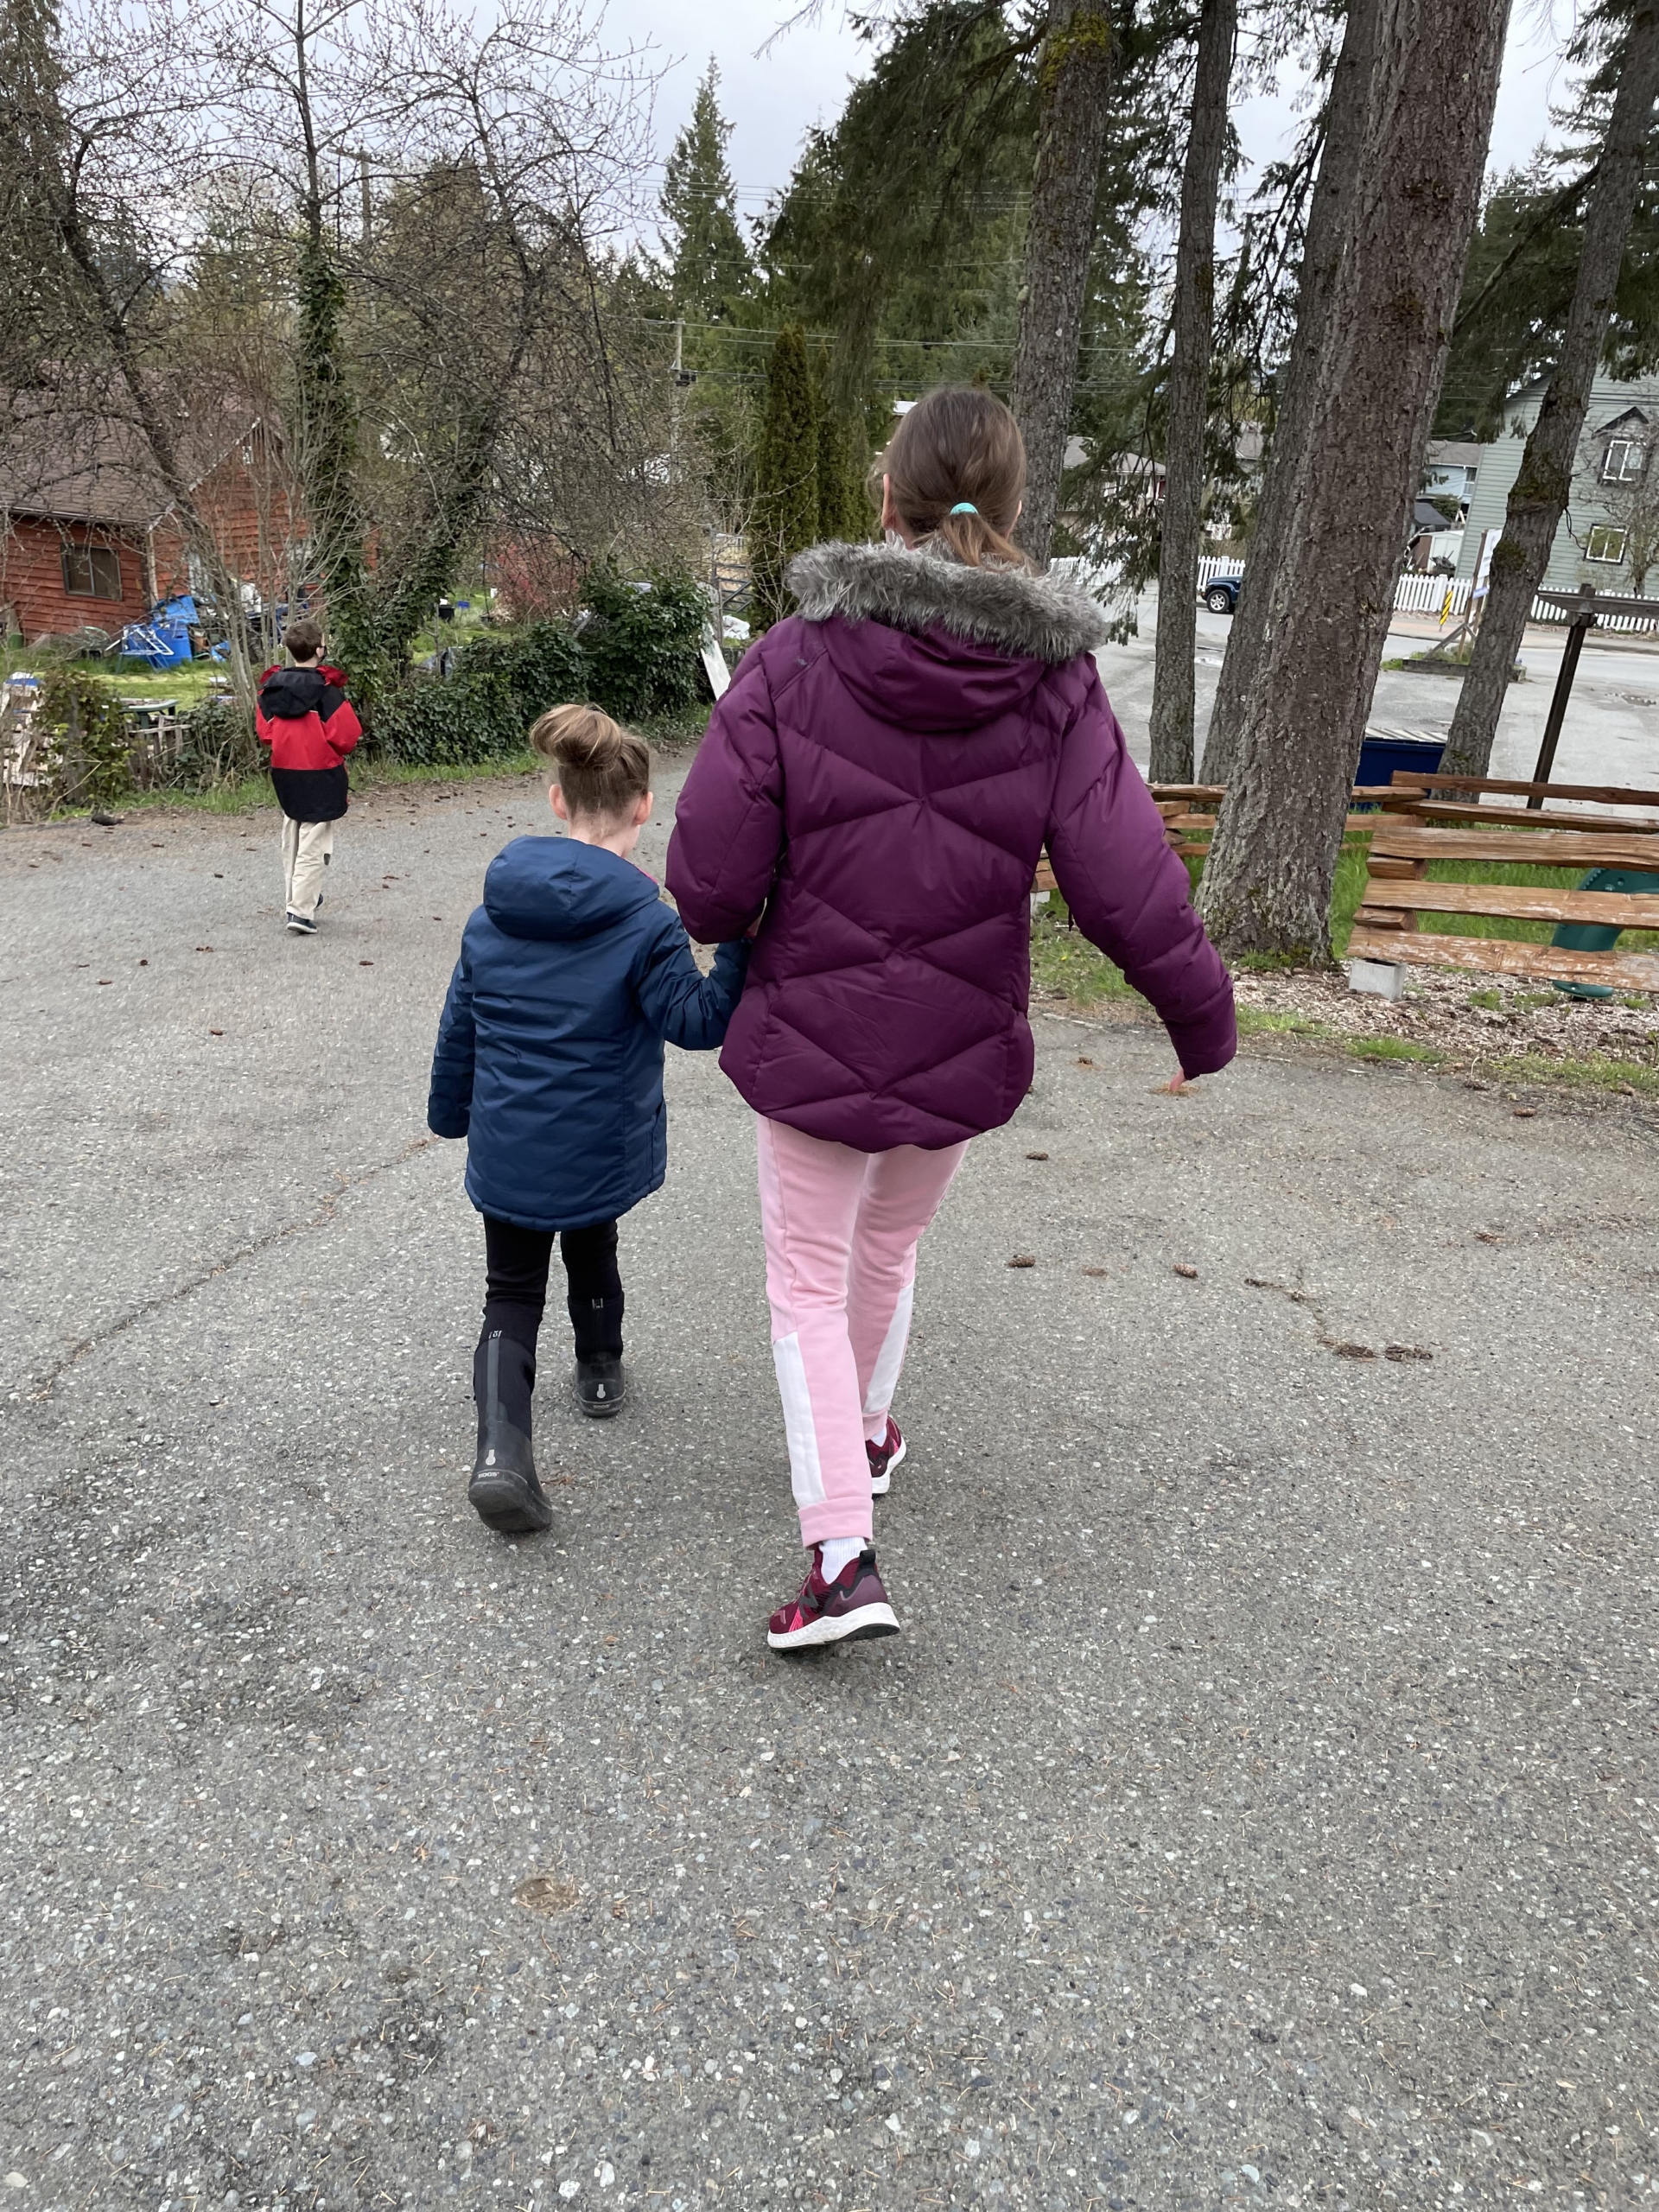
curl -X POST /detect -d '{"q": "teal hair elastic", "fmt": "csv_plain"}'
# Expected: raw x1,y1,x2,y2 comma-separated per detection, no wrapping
949,501,978,516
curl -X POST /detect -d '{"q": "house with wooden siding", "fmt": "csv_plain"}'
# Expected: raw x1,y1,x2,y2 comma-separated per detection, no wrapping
1,385,296,644
1454,370,1658,593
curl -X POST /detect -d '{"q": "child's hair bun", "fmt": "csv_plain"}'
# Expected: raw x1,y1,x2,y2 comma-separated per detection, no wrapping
529,703,652,822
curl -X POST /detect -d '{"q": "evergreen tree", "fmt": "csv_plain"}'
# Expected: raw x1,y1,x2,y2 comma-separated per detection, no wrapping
0,0,74,382
816,355,873,543
750,324,820,627
660,60,753,324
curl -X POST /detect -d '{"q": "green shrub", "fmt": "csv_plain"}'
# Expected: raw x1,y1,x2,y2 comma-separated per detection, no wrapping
375,671,521,765
373,573,708,766
35,666,131,807
456,620,588,728
182,695,262,786
578,569,708,721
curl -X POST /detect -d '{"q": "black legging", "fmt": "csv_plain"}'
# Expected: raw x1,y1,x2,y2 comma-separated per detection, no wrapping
481,1214,624,1361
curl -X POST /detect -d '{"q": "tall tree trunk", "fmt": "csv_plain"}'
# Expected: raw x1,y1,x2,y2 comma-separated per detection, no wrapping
1147,0,1236,784
296,235,379,697
1199,0,1382,784
1196,0,1511,961
1009,0,1115,570
1440,0,1659,777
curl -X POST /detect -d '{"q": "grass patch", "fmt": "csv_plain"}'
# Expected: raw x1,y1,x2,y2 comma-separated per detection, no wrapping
106,664,226,706
1347,1035,1446,1065
1236,1007,1333,1039
1029,905,1141,1007
118,776,277,817
1482,1052,1659,1097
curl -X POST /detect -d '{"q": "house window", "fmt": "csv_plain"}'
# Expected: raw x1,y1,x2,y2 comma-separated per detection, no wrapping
60,543,124,599
1586,525,1628,563
1602,439,1645,483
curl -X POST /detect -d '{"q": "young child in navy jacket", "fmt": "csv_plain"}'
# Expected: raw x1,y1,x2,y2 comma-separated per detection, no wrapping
428,705,748,1535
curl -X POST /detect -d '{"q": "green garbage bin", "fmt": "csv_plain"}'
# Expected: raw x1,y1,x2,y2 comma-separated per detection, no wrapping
1550,867,1659,999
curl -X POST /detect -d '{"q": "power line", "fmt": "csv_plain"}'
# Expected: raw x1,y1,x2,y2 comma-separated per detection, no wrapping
622,314,1147,359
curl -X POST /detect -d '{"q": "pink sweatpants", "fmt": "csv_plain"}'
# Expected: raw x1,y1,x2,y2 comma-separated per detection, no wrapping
755,1114,968,1548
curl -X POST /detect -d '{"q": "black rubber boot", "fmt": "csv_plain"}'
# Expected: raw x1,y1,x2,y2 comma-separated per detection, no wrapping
570,1294,626,1419
468,1329,553,1533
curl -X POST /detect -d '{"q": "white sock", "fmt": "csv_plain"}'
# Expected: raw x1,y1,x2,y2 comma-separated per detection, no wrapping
864,1414,889,1447
817,1536,865,1582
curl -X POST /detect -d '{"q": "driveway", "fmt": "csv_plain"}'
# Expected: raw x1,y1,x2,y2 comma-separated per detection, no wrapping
1098,589,1659,789
1,768,1655,2209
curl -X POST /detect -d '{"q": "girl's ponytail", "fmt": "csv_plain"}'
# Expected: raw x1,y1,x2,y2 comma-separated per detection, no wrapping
885,387,1028,569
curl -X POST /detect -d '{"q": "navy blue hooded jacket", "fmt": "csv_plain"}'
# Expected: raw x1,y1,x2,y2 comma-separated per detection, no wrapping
428,836,749,1231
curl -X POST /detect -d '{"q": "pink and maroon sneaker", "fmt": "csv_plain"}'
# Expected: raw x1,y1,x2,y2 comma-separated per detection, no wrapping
867,1417,906,1497
766,1546,900,1651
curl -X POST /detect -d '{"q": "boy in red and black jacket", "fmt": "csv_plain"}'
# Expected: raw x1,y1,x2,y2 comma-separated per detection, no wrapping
256,617,362,935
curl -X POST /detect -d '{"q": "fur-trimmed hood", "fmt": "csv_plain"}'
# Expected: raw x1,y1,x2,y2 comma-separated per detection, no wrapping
786,539,1109,664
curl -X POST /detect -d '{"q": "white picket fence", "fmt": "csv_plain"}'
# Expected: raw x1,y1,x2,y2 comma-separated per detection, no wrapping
1194,555,1657,632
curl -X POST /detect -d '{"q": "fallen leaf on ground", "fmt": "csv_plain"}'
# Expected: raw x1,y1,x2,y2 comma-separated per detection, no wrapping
1384,1344,1433,1362
1026,1151,1049,1160
1512,1107,1536,1118
1328,1341,1376,1360
1173,1263,1198,1280
1007,1255,1036,1268
1082,1267,1109,1277
513,1874,578,1916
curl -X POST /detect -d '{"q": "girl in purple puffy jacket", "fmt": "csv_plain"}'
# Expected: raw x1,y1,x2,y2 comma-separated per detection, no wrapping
667,385,1236,1653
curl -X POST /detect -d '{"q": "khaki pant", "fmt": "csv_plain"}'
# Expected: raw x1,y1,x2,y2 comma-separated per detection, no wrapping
280,816,334,919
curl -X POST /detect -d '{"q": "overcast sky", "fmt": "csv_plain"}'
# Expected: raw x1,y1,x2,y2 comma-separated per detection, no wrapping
608,0,1587,238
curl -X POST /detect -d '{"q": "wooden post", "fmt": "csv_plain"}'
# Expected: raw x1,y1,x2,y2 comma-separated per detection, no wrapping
1529,585,1598,805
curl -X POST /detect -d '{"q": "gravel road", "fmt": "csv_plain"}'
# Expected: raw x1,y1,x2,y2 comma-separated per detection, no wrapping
2,766,1655,2212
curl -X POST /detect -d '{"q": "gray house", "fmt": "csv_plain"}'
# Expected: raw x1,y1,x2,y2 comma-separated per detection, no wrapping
1455,370,1657,591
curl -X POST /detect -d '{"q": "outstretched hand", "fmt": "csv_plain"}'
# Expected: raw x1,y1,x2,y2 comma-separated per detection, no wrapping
1162,1070,1195,1095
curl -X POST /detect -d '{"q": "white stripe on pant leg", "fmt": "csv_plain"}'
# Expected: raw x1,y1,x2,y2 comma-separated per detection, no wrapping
772,1332,826,1513
861,1280,914,1420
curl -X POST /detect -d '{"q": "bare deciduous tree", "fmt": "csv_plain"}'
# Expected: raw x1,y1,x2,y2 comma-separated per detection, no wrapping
1,0,264,701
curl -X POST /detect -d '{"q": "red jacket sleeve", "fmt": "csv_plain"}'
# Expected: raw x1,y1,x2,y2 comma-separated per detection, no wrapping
1046,665,1236,1078
321,696,361,761
665,645,784,940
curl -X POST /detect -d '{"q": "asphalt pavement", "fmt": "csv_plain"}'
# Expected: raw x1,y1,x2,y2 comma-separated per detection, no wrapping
1097,592,1659,788
2,765,1656,2212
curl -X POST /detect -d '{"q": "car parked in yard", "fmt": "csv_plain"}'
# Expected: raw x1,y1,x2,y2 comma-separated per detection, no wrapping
1201,575,1242,613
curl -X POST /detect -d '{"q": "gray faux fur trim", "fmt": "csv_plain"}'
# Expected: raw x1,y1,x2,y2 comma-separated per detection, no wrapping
785,539,1109,662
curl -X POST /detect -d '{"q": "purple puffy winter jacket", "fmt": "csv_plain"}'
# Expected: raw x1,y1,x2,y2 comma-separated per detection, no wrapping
666,541,1236,1150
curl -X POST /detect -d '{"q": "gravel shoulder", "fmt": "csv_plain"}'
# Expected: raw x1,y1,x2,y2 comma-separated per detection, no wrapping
2,772,1655,2211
